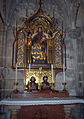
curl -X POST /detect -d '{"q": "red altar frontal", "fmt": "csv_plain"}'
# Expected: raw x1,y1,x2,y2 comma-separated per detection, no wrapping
10,91,70,119
18,105,65,119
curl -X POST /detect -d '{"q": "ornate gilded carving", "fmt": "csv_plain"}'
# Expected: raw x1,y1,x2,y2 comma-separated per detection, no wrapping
12,0,66,70
25,69,54,85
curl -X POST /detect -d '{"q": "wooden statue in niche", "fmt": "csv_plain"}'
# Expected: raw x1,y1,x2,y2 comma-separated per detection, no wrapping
12,0,66,74
27,76,38,91
27,26,58,64
41,76,51,90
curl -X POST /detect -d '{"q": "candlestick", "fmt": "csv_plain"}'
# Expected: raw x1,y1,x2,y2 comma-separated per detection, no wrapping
24,69,27,91
63,46,65,82
16,63,17,82
62,45,67,92
29,64,31,82
62,82,67,91
51,64,54,83
13,82,18,93
38,67,42,91
13,63,18,93
24,70,25,84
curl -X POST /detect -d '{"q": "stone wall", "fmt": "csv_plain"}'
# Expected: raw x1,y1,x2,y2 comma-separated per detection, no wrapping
71,104,84,119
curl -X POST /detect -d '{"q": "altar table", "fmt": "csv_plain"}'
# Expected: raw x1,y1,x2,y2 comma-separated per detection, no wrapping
0,96,84,119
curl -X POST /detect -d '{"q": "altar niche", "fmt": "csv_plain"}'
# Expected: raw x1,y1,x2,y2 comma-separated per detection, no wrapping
12,1,66,92
27,27,48,64
12,3,66,69
25,69,52,85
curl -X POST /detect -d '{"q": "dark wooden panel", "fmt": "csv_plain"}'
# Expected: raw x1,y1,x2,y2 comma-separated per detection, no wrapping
18,105,65,119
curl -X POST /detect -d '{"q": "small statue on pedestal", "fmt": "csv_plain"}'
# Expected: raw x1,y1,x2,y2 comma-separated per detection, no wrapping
27,76,38,91
41,76,51,90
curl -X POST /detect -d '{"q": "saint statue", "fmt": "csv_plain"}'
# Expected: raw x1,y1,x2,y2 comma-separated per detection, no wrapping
31,27,58,44
27,26,58,64
27,76,38,91
41,76,51,90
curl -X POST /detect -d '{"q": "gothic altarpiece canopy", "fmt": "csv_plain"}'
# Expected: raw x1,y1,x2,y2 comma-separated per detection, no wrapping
12,3,66,85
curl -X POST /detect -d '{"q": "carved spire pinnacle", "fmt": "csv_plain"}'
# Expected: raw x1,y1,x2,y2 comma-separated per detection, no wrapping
53,8,55,18
26,8,28,17
39,0,43,7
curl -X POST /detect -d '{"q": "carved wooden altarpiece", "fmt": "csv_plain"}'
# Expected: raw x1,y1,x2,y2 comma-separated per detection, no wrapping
12,1,66,86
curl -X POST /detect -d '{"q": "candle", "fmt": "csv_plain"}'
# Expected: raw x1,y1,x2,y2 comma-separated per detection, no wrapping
16,63,17,82
63,46,65,82
24,70,25,85
29,64,31,81
51,64,54,83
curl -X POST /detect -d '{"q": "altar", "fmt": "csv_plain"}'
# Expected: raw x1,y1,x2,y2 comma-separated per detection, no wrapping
8,1,71,119
0,97,84,119
12,0,67,93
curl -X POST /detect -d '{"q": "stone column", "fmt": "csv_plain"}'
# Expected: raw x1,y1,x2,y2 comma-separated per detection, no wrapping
8,106,21,119
64,104,76,119
67,28,81,96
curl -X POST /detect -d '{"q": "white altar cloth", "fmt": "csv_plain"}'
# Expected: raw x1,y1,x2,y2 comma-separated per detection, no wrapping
0,97,84,106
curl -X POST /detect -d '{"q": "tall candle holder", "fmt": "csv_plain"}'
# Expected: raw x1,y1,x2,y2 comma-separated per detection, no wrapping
38,82,42,91
38,67,42,91
51,64,55,91
24,71,27,91
27,64,31,92
51,82,55,91
24,84,27,91
62,82,67,92
51,64,54,83
27,81,31,92
13,82,18,93
29,64,31,82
